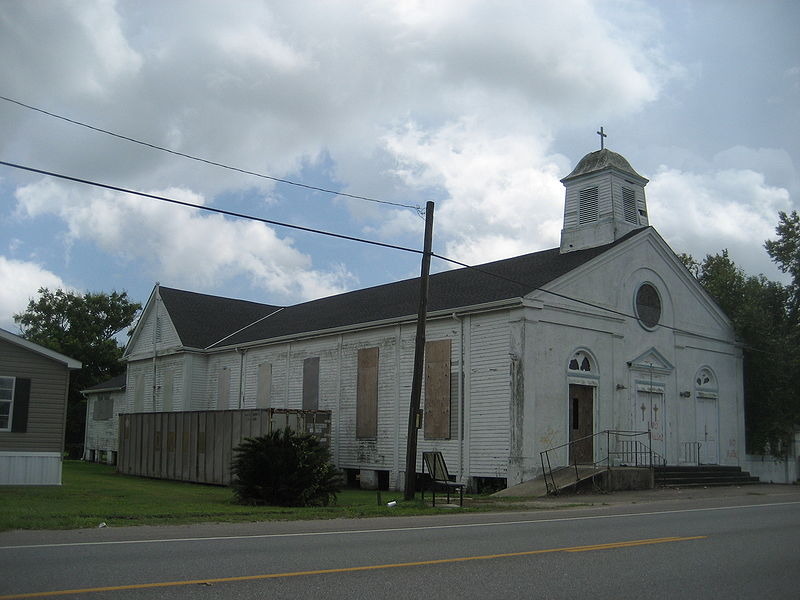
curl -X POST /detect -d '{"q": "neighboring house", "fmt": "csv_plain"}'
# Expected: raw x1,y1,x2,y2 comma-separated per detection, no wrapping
0,328,81,485
104,148,746,491
82,374,126,465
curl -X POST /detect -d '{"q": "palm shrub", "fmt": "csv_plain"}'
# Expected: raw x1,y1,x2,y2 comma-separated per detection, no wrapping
230,428,340,506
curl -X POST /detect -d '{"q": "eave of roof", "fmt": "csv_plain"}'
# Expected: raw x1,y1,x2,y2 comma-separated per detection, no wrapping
0,328,82,369
82,373,127,393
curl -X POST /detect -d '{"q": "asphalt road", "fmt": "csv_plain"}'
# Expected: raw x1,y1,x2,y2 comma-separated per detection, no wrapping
1,484,798,599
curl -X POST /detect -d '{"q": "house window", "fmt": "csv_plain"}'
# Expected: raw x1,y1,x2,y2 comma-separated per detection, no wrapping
0,376,14,431
622,187,637,223
579,187,599,224
303,357,320,410
424,339,452,440
635,283,662,329
356,347,379,439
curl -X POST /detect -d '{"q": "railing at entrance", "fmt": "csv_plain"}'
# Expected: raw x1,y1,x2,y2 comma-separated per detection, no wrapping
680,441,703,465
539,430,666,495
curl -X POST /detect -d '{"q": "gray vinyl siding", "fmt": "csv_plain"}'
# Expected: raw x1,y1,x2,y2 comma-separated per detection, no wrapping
0,339,70,453
467,312,511,477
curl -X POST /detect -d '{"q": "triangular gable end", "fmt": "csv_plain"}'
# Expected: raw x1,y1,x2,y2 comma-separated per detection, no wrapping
628,347,675,375
124,285,182,359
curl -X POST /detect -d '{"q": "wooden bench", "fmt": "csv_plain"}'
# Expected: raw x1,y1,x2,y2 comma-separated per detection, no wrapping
421,451,464,507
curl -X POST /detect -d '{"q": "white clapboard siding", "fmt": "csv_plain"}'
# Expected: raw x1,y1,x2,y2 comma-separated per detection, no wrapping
467,312,511,477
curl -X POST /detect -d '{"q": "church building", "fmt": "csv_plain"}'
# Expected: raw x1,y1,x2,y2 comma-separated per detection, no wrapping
106,146,746,490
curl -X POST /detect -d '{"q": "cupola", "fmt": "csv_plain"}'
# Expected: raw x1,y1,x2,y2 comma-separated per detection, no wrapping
559,141,649,253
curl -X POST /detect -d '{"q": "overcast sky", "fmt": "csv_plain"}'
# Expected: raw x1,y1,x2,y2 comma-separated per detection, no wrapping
1,0,798,332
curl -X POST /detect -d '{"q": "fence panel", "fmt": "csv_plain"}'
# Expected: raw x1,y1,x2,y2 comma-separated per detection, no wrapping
117,409,332,485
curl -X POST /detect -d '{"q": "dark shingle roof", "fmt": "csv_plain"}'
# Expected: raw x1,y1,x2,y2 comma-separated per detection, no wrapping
158,287,282,349
162,230,643,349
83,373,127,393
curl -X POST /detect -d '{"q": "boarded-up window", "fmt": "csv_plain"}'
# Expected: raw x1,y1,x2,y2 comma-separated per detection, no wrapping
217,367,230,409
303,357,320,410
162,370,174,412
424,339,451,439
257,362,272,409
93,394,114,420
134,373,145,412
356,347,379,438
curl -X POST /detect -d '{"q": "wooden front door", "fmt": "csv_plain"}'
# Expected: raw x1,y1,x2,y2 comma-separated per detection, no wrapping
569,385,594,464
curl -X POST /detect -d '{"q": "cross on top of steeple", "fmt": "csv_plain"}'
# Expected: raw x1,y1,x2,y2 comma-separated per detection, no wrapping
597,126,607,150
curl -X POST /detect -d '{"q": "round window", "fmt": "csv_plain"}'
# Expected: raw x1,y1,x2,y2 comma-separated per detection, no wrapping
635,283,661,329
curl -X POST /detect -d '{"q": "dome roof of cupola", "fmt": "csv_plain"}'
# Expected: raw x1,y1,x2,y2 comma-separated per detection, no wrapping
561,148,647,183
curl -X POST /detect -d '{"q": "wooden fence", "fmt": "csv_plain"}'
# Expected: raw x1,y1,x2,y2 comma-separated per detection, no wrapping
117,409,331,485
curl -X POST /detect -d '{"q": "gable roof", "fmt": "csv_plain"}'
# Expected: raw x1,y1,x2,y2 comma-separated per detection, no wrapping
158,287,282,349
0,328,82,369
155,229,646,350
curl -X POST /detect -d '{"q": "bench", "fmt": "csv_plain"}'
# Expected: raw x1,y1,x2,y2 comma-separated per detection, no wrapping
421,451,465,507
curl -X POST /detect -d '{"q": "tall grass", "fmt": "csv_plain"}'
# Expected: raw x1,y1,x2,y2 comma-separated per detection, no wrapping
0,461,457,532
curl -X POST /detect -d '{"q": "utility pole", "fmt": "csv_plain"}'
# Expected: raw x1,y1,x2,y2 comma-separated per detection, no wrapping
403,200,434,501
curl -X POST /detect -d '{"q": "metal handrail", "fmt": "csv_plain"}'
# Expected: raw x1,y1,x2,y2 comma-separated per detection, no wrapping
539,429,664,495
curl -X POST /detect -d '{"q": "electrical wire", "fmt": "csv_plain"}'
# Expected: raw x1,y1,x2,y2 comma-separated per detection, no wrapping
0,160,423,255
0,94,423,213
0,158,754,349
430,252,749,346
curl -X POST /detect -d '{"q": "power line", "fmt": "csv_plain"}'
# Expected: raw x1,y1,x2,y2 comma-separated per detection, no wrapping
0,158,751,349
431,252,746,346
0,160,423,256
0,94,423,213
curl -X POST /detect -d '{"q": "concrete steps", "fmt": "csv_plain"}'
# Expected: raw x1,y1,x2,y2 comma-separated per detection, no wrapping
654,465,759,487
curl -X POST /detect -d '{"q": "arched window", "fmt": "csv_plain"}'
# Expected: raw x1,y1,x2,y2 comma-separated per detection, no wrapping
695,367,717,391
568,350,594,373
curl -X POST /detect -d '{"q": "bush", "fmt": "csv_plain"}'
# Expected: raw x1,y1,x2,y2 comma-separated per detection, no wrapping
230,428,340,507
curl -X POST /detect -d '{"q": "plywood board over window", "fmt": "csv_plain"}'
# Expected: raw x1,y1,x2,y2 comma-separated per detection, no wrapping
303,357,320,410
356,347,379,438
424,339,451,439
256,362,272,409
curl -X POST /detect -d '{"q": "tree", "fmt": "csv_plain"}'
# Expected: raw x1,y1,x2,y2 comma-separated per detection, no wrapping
687,250,798,455
765,210,800,322
230,429,340,506
13,288,141,453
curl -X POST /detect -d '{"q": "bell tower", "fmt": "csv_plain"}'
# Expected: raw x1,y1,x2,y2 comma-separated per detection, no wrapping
559,136,649,254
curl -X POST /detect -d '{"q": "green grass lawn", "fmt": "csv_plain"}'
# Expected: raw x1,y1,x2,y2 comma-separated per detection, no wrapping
0,461,483,532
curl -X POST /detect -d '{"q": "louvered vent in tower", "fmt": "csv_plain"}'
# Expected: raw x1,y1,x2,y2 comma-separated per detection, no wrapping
578,186,599,224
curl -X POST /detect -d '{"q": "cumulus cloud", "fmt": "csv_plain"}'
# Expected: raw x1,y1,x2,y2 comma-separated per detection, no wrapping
383,118,568,264
13,179,355,302
648,165,792,278
0,257,69,331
